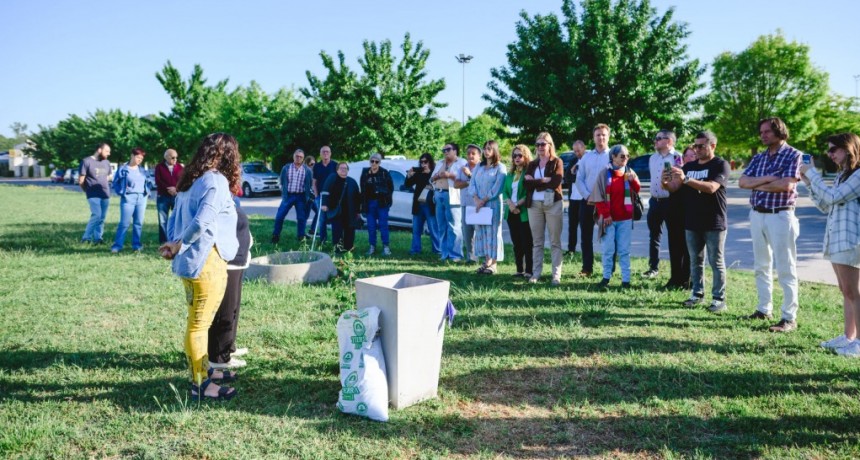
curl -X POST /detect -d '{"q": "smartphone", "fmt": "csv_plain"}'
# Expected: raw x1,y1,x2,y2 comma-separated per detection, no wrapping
802,154,812,165
663,161,672,171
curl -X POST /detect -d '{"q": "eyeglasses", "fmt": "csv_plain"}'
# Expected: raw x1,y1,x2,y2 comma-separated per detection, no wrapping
168,156,177,160
535,142,548,148
654,136,669,141
370,159,380,164
692,144,708,150
420,160,429,164
441,147,453,153
615,154,629,159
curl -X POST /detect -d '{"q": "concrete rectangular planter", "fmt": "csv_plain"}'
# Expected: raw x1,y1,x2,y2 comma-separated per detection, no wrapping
355,273,450,409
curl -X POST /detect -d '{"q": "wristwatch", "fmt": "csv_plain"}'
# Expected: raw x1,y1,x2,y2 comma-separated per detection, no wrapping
683,176,691,184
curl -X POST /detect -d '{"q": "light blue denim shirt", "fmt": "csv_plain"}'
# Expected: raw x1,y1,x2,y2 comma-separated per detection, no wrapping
167,171,238,279
114,164,150,196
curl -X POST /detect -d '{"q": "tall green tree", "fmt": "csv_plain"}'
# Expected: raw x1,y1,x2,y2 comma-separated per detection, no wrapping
221,82,303,165
486,0,704,153
456,113,513,156
299,33,446,161
29,110,156,169
704,32,829,156
152,61,229,160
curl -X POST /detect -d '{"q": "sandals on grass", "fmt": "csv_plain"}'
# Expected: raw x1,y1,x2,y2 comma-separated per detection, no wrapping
191,379,237,402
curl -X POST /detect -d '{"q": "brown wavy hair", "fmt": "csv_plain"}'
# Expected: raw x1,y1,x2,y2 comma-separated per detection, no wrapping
177,133,242,194
828,132,860,182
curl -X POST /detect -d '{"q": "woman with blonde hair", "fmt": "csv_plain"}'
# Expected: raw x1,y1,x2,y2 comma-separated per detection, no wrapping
468,140,507,274
503,144,533,278
160,133,241,401
800,132,860,356
524,132,565,285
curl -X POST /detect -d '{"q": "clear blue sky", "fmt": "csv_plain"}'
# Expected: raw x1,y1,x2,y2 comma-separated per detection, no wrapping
1,0,858,139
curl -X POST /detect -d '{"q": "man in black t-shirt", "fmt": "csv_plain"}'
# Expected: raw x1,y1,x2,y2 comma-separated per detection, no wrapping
79,142,112,244
664,130,730,314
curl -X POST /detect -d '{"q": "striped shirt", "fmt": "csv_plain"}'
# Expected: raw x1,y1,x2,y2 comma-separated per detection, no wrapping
742,143,802,209
286,164,306,194
806,168,860,256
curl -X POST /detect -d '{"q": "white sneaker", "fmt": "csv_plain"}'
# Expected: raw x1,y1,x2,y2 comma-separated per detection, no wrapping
821,335,851,350
232,347,249,357
209,357,247,369
382,246,391,256
366,246,375,256
835,340,860,358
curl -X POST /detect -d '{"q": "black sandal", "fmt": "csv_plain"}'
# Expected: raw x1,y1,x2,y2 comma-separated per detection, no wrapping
191,380,237,401
207,367,238,383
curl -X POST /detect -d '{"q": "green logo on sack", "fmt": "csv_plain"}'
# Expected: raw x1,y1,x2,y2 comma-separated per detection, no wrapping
357,402,368,414
342,371,361,401
341,351,354,369
351,320,366,349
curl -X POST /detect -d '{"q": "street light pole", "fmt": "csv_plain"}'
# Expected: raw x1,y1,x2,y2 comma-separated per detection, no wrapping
455,54,473,126
854,74,860,110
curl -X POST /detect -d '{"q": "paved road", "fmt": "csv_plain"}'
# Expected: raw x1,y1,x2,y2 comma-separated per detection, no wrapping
1,177,836,285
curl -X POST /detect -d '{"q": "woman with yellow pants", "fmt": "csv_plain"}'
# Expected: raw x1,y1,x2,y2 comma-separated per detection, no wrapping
160,133,241,401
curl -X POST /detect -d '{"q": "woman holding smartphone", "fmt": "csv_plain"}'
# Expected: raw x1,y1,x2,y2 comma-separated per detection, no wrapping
800,133,860,357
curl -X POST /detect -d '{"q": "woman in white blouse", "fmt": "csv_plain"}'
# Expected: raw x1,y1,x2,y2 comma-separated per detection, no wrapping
800,132,860,357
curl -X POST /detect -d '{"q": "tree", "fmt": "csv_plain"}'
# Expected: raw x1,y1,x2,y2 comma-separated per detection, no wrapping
299,33,446,161
29,110,157,169
456,113,513,156
704,32,829,156
152,61,229,160
485,0,704,153
221,82,303,165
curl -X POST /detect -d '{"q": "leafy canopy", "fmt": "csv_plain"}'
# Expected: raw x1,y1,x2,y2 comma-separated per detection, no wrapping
486,0,704,153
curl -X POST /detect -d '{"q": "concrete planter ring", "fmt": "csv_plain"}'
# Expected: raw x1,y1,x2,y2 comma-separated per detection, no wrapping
245,251,337,285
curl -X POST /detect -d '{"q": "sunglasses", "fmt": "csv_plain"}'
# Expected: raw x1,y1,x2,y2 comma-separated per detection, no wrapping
370,159,380,164
654,136,669,141
615,154,629,159
441,147,453,153
828,146,840,154
512,153,523,159
535,142,548,147
420,160,429,164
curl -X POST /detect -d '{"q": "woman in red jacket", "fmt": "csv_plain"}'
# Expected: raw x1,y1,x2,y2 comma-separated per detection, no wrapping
589,144,640,288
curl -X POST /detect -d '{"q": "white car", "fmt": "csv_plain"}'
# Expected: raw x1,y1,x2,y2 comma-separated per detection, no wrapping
346,159,421,228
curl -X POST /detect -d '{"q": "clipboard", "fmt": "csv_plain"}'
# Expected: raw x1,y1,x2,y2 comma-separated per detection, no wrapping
464,206,492,225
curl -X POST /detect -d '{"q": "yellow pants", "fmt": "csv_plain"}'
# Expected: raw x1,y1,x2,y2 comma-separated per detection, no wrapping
181,248,228,384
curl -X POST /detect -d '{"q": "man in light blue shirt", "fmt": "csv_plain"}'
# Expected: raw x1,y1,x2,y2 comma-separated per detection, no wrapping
575,124,611,277
431,143,468,262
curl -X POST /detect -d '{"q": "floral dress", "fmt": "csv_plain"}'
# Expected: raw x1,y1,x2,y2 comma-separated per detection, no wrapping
468,163,507,258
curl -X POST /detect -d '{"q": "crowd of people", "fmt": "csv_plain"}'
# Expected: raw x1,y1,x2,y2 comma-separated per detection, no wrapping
72,119,860,400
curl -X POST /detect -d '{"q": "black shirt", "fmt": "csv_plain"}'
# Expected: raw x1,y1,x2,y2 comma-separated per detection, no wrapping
681,157,730,231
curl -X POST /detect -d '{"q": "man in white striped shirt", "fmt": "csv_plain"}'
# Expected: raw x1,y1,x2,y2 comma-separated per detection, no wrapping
575,123,612,277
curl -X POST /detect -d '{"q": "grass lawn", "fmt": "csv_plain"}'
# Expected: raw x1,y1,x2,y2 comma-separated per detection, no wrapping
1,183,859,459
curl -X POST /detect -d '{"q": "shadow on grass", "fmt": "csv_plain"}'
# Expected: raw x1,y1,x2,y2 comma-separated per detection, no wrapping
0,221,165,256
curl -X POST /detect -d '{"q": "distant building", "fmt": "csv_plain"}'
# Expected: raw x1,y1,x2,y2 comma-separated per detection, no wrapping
0,141,44,178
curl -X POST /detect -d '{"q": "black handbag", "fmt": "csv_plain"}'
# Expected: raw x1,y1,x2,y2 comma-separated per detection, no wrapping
631,189,644,221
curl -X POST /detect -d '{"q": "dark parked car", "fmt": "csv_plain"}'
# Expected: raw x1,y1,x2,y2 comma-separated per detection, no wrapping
628,154,651,183
49,169,65,183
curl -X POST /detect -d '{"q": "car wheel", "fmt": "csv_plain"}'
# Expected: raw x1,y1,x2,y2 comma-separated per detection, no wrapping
242,183,253,198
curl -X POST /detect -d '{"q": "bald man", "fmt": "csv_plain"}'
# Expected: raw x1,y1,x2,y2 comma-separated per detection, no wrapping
154,149,184,243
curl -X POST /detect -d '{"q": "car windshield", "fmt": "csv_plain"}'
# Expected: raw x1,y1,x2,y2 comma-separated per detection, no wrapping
243,164,271,174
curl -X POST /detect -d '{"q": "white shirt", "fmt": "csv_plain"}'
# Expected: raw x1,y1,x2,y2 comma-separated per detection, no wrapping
575,148,610,199
431,157,467,190
648,150,682,199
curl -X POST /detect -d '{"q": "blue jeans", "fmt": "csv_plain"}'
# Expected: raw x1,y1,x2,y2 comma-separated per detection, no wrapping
273,193,307,238
112,193,146,251
461,207,476,262
309,196,327,241
156,195,175,243
686,229,727,301
601,219,632,282
434,191,463,260
411,202,441,254
366,199,390,247
83,197,110,242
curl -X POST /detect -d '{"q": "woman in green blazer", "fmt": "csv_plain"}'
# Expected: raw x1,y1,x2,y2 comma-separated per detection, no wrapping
503,144,534,278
